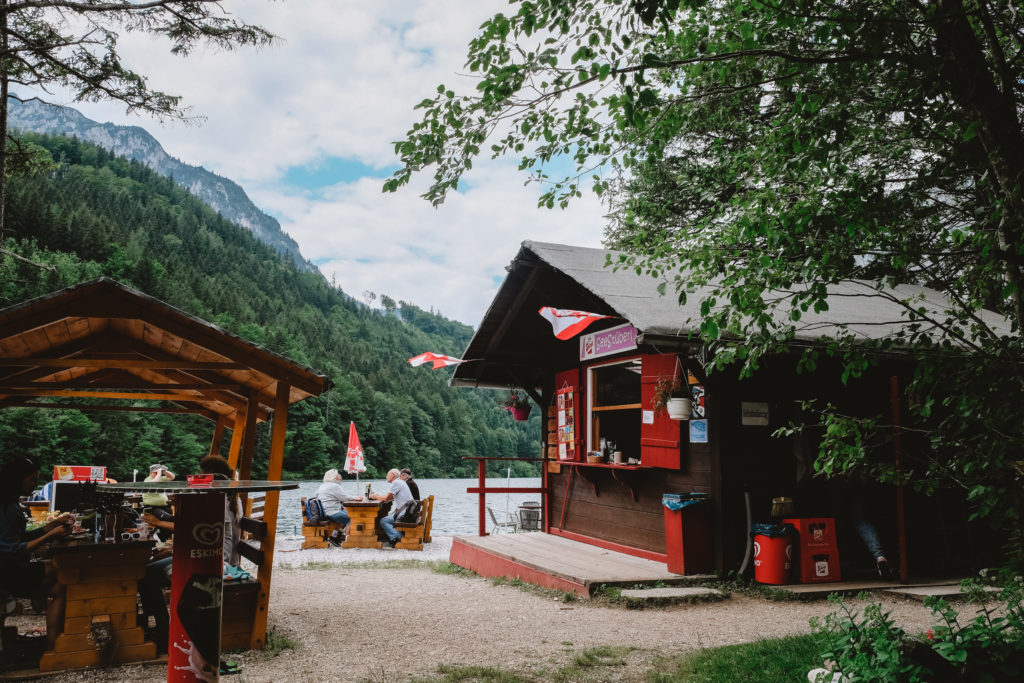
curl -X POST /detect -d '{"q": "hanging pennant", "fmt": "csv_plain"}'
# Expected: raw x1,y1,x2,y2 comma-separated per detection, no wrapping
538,307,611,340
408,352,464,369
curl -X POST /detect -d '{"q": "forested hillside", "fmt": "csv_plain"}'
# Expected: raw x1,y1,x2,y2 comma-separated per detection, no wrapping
0,133,540,480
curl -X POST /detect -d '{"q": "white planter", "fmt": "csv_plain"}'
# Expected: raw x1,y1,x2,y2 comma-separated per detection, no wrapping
666,397,692,420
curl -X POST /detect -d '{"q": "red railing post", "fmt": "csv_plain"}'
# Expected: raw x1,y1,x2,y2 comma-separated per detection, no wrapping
478,458,487,536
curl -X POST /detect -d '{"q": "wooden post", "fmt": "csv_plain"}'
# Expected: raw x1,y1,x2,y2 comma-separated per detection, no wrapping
208,418,226,457
227,410,246,471
478,458,487,536
238,389,259,482
250,382,289,650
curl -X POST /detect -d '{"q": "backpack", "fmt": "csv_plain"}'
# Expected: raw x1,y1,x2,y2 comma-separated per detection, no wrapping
393,499,421,524
304,497,326,524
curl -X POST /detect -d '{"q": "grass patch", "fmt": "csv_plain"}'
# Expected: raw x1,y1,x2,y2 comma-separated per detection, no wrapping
421,664,529,682
414,636,821,682
431,561,476,576
264,626,299,655
649,633,822,682
552,645,631,681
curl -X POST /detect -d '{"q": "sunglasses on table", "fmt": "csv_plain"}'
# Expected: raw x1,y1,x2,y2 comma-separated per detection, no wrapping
121,531,144,541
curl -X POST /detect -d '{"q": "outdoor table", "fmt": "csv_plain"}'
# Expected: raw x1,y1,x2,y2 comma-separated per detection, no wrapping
99,480,297,682
341,500,383,549
39,536,157,672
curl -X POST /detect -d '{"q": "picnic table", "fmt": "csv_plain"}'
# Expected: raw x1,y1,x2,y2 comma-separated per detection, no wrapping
341,500,384,549
39,536,157,672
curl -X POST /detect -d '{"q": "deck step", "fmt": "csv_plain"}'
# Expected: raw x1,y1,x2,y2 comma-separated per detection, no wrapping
618,586,726,606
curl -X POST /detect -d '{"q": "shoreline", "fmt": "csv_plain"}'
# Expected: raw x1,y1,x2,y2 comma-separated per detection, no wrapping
269,534,454,567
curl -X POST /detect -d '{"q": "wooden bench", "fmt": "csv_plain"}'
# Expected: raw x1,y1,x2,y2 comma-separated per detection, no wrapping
221,511,267,651
422,494,434,543
299,497,344,549
394,495,434,551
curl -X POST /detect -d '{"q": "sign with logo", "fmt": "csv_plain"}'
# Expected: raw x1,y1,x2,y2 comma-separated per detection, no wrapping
53,465,106,481
579,323,637,361
169,494,225,681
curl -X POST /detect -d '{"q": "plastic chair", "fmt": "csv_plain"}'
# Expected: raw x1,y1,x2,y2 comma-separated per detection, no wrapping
518,507,541,531
487,506,518,534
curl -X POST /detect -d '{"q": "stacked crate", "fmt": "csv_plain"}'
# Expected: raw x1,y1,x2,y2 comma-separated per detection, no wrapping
783,517,842,583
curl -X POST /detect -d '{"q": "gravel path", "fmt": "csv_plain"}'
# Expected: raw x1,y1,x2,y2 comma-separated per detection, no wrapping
24,537,943,682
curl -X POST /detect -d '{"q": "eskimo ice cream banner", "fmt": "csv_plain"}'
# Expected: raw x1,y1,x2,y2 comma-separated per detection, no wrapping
579,323,637,361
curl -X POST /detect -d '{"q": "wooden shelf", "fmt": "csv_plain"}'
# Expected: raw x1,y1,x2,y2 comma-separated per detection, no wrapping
559,461,644,470
561,461,646,502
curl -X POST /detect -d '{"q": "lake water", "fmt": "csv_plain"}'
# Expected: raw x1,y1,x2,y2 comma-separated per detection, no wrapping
274,477,542,537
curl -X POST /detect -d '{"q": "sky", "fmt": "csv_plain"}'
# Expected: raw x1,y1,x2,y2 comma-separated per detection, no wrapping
56,1,607,328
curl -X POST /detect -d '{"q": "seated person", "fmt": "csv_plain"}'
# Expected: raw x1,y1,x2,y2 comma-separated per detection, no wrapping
316,469,363,547
400,468,420,500
0,456,73,649
139,455,240,653
369,468,413,549
142,463,175,524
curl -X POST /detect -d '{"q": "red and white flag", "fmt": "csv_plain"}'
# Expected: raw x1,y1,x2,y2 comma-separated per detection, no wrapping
344,421,366,474
538,307,611,340
408,352,463,369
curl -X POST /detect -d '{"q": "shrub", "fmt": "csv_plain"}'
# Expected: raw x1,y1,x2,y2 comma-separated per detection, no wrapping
812,571,1024,681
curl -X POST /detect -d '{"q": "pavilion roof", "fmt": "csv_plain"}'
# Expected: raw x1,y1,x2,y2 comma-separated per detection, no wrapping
0,278,330,422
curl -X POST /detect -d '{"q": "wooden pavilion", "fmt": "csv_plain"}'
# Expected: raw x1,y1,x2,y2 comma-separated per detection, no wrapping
0,277,330,653
450,241,1006,587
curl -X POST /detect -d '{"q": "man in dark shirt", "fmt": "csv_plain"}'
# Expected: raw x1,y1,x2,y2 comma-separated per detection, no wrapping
400,468,420,500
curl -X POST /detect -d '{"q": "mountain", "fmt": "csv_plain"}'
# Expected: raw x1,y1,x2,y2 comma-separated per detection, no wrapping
7,97,313,271
0,132,540,481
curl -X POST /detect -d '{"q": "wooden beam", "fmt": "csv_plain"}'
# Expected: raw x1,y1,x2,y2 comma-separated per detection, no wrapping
208,418,226,457
88,338,273,418
0,358,245,369
1,389,238,401
237,390,259,482
2,401,214,417
227,410,245,471
251,381,290,650
0,382,244,391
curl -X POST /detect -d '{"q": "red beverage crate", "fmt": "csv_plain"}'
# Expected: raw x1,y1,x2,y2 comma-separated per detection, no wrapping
783,517,842,583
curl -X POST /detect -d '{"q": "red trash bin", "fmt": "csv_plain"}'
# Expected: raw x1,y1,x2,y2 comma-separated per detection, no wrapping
753,524,795,585
662,493,712,575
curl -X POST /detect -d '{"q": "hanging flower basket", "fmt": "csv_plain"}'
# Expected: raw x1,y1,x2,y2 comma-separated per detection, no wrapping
653,356,692,420
502,388,532,421
510,404,532,421
666,397,692,421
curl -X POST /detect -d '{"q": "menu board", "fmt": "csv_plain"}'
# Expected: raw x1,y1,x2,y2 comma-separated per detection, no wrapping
556,386,576,460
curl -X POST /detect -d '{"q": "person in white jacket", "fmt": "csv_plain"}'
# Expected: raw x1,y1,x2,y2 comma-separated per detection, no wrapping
316,469,363,547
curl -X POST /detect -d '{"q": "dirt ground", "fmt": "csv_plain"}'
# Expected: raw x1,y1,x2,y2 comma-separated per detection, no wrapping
12,548,943,683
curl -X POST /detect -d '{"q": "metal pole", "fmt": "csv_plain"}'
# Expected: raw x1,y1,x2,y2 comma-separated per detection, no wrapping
891,376,908,582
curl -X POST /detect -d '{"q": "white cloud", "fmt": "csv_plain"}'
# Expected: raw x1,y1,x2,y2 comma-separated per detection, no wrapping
46,1,608,326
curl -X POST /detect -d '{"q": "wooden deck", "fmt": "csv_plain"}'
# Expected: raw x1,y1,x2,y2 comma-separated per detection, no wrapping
450,533,684,596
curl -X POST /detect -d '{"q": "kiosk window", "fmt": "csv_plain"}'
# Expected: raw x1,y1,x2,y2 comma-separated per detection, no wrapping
588,358,641,458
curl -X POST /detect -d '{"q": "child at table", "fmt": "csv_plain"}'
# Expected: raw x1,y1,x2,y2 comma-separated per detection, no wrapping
0,456,73,649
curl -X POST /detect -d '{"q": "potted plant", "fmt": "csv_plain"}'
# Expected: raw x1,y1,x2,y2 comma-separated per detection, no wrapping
653,376,692,420
503,389,532,421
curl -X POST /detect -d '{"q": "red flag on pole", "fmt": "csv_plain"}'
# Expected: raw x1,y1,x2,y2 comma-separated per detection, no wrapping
344,422,365,474
538,307,611,340
408,352,463,369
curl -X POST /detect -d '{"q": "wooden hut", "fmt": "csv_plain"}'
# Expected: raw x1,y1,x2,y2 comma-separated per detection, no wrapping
0,277,330,653
451,241,1005,582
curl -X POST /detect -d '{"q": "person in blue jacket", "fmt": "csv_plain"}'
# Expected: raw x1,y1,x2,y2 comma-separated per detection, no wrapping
0,456,73,649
